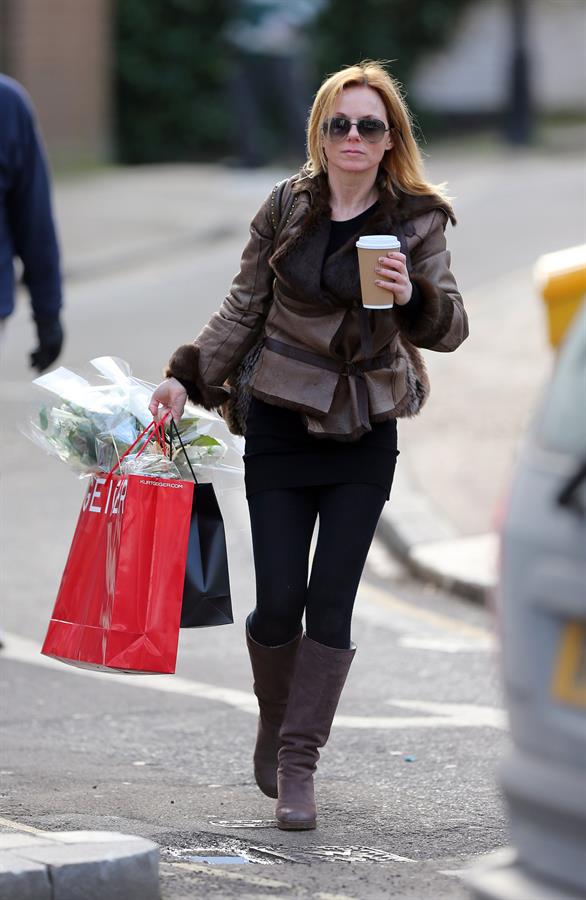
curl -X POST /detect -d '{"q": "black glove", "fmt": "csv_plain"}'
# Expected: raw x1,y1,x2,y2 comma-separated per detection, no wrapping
30,315,64,372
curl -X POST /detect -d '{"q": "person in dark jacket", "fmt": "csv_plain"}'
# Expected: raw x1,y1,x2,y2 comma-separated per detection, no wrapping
0,74,64,371
223,0,324,167
150,61,468,832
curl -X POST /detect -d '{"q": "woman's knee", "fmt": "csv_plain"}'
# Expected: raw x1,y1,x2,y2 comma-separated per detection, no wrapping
251,607,302,646
305,602,352,649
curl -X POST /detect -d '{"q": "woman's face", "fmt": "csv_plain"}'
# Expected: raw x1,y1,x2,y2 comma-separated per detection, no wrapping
321,85,393,178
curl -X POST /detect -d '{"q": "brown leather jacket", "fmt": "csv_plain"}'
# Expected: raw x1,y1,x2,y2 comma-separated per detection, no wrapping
167,172,468,441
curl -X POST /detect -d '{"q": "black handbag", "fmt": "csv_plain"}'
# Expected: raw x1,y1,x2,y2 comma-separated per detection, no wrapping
170,421,233,628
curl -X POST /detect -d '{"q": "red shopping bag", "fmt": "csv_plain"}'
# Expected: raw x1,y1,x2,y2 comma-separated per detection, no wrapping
42,421,194,673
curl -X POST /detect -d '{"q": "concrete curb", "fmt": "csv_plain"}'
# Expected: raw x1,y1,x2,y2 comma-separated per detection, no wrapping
0,830,159,900
378,466,497,603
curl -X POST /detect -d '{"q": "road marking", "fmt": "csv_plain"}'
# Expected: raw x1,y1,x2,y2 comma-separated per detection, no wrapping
358,581,491,640
398,635,494,653
386,699,507,730
336,697,506,730
2,632,506,730
439,866,471,879
0,816,60,839
161,860,291,889
1,632,257,713
316,893,358,900
0,816,45,835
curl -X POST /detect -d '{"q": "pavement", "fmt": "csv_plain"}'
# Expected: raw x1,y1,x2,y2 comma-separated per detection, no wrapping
3,145,581,897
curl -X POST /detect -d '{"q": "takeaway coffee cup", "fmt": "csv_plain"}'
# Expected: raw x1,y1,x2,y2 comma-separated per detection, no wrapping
356,234,401,309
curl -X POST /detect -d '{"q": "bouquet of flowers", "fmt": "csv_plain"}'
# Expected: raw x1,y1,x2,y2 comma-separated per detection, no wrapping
25,356,243,482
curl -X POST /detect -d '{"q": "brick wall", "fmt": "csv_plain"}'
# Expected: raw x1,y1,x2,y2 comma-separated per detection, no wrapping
0,0,112,165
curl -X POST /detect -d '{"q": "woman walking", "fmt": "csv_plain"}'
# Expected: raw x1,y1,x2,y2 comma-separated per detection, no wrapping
149,61,468,830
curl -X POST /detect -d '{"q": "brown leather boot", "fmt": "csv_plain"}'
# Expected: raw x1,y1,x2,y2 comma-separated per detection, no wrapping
246,618,302,799
276,635,356,830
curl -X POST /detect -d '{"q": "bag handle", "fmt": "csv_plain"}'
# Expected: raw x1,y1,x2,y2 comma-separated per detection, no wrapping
107,412,169,478
169,418,199,484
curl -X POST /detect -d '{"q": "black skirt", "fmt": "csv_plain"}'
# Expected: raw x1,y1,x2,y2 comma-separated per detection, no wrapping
243,397,398,499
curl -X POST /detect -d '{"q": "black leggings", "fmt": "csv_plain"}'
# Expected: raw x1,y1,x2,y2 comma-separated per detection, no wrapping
247,483,387,650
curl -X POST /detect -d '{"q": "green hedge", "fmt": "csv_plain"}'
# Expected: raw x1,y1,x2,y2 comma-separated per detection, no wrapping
115,0,232,163
115,0,472,163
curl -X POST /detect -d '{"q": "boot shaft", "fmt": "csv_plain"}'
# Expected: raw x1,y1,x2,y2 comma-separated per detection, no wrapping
279,635,356,761
276,635,356,831
246,619,302,723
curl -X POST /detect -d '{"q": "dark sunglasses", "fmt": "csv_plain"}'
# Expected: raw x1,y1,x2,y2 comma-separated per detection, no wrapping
322,116,391,144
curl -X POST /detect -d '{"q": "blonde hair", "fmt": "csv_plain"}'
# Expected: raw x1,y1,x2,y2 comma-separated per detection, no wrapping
306,60,449,202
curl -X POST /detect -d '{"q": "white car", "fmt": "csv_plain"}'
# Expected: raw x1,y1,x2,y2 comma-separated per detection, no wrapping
468,302,586,899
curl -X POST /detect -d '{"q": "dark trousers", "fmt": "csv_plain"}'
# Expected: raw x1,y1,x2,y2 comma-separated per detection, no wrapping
247,483,388,650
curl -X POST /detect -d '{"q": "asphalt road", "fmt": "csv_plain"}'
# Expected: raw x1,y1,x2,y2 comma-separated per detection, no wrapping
0,230,509,899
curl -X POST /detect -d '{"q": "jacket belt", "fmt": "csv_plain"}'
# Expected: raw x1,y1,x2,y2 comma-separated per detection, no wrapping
263,337,391,376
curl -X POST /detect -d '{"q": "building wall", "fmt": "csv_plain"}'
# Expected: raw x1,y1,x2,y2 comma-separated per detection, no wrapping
0,0,112,165
411,0,586,115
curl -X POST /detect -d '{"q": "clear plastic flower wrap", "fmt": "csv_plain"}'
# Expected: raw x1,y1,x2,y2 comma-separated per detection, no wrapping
25,356,244,494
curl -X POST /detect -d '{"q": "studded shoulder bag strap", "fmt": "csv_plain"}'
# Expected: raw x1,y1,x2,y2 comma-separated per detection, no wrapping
221,179,298,436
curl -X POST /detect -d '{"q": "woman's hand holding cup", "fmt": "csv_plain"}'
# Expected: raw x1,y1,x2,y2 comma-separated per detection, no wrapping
148,377,187,423
356,235,412,308
374,251,413,306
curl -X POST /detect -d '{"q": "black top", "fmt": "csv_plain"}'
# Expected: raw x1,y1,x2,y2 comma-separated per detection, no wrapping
244,201,400,498
325,201,379,255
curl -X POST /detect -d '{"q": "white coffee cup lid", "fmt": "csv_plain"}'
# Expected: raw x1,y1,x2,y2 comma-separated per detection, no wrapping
356,234,401,250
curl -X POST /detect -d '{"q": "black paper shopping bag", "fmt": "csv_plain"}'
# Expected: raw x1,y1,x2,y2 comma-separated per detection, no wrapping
180,481,233,628
169,419,233,628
